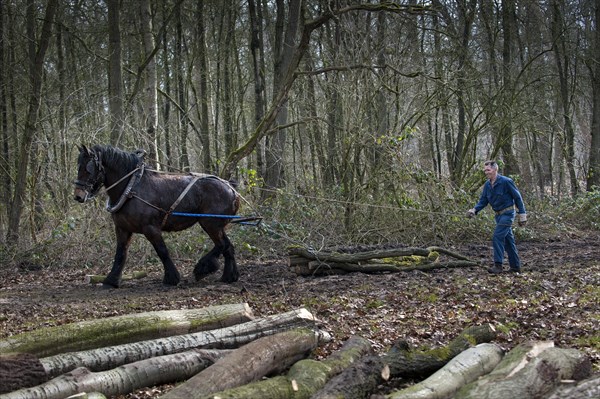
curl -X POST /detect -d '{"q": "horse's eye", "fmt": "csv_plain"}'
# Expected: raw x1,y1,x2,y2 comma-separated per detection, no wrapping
86,161,96,174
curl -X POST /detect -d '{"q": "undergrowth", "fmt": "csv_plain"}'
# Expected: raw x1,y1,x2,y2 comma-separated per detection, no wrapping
0,182,598,271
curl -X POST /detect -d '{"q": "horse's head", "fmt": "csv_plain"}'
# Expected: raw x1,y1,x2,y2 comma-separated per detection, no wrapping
74,145,105,203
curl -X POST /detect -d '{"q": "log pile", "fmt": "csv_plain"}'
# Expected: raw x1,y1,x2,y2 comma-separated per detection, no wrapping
0,303,595,399
288,246,479,276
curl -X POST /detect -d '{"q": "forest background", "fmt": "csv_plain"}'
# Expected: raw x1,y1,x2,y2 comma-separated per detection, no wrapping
1,0,599,264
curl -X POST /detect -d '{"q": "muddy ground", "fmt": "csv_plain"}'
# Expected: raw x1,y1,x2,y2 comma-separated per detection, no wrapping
1,233,599,398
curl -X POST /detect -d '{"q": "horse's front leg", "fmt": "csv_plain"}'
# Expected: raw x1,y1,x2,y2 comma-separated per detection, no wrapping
144,229,181,286
104,228,133,288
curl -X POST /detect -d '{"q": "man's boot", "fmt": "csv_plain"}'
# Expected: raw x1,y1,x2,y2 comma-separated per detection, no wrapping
487,263,503,274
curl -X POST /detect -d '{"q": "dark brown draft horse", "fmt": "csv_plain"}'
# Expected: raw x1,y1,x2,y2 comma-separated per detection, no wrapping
73,144,240,287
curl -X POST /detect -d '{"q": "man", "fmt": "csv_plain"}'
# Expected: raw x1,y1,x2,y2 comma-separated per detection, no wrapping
467,160,527,274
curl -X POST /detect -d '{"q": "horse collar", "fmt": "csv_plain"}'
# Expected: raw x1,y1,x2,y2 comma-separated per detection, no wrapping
106,163,145,213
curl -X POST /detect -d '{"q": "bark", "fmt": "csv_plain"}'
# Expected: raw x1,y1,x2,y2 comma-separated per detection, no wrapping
0,303,253,357
159,328,327,399
203,335,373,399
547,374,600,399
385,343,503,399
85,271,147,284
455,341,592,399
0,353,46,394
38,308,316,378
385,324,497,378
1,349,226,399
309,324,497,399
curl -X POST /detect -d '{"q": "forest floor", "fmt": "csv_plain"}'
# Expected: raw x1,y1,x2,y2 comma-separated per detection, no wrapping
1,232,599,398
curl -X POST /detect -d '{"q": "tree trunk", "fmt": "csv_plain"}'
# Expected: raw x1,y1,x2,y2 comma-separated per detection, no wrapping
195,0,211,172
140,0,159,167
6,0,58,243
385,343,503,399
455,341,592,399
0,303,253,357
107,0,124,145
159,328,326,399
38,308,316,378
1,349,226,398
203,335,373,399
293,260,479,276
587,0,600,190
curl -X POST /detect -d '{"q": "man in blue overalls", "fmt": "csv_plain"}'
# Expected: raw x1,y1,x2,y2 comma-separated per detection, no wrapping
467,160,527,274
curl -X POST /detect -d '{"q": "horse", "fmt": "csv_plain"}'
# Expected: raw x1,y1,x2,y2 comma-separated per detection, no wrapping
73,144,241,288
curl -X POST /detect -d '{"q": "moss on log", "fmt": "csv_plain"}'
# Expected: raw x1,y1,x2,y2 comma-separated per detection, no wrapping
0,303,254,357
39,307,316,378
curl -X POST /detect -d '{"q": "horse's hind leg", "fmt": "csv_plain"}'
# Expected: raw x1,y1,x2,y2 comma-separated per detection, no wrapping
194,224,238,283
104,227,133,288
220,232,238,283
144,229,181,286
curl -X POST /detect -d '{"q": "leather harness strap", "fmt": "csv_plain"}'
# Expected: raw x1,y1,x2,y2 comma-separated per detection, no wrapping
161,175,203,227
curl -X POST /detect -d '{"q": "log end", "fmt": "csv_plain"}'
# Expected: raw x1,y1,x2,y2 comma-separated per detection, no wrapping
0,352,47,393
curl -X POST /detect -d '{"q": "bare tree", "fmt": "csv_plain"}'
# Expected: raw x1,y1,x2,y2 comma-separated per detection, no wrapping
107,0,124,145
7,0,58,243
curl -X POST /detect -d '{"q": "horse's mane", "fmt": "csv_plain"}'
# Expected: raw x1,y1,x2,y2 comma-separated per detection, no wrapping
92,144,139,171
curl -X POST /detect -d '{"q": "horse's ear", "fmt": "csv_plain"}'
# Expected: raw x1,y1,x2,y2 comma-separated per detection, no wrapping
78,144,89,154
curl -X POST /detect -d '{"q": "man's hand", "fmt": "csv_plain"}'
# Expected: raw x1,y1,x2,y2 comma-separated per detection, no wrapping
517,213,527,226
466,208,476,218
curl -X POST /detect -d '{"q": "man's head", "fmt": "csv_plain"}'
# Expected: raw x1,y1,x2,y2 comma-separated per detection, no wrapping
483,160,498,181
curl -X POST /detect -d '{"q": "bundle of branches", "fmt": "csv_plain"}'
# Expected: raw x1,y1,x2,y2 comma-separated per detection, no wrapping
289,246,479,276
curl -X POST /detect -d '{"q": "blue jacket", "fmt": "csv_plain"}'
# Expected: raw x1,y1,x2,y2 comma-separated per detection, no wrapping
474,174,526,214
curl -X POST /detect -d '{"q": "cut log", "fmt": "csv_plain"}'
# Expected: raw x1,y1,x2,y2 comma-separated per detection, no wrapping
385,343,504,399
1,349,227,399
311,355,386,399
0,353,47,394
454,341,592,399
296,260,478,276
308,324,496,399
547,374,600,399
85,271,147,284
289,247,432,262
159,328,328,399
384,324,497,378
39,308,317,379
0,303,254,357
65,393,107,399
202,335,373,399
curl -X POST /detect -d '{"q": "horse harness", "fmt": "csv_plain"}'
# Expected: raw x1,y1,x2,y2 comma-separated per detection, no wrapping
104,162,238,228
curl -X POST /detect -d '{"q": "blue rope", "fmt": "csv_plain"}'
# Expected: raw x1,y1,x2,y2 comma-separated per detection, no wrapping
171,212,262,226
171,212,245,219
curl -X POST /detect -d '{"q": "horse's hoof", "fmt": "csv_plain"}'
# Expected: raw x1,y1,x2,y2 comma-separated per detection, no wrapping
194,271,209,281
162,278,180,286
220,273,239,284
102,282,119,289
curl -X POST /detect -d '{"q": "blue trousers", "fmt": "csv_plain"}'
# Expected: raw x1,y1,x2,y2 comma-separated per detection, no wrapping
493,211,520,268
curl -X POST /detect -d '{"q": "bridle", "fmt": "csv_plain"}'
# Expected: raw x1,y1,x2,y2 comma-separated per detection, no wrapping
73,153,105,202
